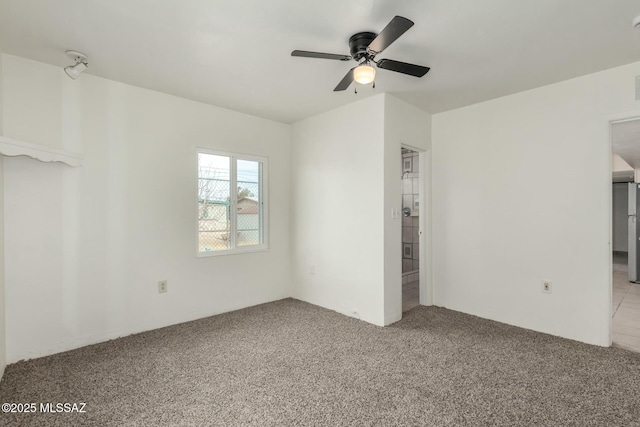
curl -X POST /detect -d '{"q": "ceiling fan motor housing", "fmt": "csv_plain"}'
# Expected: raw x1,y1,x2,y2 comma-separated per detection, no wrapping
349,32,376,61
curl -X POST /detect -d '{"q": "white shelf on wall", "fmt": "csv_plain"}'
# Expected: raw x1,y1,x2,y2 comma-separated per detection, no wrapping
0,135,82,167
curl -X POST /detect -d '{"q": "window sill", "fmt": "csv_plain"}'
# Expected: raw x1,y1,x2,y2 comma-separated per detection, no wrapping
196,245,269,258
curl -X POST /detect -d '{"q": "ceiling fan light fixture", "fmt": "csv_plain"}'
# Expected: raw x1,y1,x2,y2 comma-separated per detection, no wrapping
354,64,375,85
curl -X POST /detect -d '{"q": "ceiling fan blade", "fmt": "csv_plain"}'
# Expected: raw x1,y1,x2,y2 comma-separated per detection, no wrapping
334,67,355,91
376,59,430,77
367,16,414,54
291,50,352,61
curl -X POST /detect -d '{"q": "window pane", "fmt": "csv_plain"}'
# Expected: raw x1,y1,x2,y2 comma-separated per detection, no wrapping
236,159,261,247
198,153,231,252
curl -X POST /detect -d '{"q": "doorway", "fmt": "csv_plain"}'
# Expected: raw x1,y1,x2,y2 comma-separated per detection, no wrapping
610,118,640,352
401,147,420,312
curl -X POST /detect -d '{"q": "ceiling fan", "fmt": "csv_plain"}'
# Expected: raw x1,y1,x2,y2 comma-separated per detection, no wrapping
291,16,430,92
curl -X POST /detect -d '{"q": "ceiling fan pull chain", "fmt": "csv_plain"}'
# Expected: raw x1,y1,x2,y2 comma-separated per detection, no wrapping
373,80,375,89
354,86,357,94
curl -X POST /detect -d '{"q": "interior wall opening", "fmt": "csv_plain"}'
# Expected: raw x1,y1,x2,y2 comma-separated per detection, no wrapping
610,118,640,353
401,147,420,312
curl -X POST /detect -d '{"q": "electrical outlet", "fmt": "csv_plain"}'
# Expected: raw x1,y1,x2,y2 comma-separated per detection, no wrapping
158,280,168,293
542,280,552,294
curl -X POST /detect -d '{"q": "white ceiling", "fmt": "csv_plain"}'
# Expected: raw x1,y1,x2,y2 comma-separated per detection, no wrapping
613,119,640,169
1,0,640,123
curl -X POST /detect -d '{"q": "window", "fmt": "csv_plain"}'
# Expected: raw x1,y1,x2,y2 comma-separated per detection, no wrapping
197,149,268,255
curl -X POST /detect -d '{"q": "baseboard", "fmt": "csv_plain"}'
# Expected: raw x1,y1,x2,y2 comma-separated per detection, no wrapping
384,311,402,326
7,294,290,364
436,302,610,348
290,295,386,326
9,328,129,364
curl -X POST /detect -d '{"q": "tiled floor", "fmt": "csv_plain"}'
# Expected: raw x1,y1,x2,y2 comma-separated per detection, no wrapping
612,253,640,353
402,280,419,312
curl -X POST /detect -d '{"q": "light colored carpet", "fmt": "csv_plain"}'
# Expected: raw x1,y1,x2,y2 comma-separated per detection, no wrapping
1,298,639,426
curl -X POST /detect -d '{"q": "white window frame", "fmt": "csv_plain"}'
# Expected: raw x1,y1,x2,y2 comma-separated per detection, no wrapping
197,148,269,257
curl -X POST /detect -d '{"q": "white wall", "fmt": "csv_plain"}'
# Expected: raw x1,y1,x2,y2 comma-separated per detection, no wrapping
432,61,640,347
612,183,628,253
0,157,5,378
383,95,431,323
0,53,6,378
2,54,291,362
289,94,431,326
290,94,386,325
